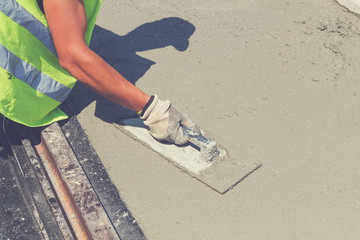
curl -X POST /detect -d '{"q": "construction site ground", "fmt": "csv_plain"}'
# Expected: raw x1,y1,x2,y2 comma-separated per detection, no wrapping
47,0,360,239
63,0,360,240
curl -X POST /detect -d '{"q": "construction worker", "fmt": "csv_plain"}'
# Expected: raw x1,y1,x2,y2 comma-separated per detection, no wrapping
0,0,194,145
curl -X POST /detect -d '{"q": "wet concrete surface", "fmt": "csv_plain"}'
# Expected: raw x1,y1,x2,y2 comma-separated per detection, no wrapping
65,0,360,239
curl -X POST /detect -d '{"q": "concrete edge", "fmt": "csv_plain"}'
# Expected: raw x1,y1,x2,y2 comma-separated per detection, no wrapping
336,0,360,15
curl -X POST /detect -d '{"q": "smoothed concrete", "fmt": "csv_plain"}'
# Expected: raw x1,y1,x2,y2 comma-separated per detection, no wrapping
70,0,360,239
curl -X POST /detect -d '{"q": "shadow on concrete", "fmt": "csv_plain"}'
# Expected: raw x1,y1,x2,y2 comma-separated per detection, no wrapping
62,17,196,123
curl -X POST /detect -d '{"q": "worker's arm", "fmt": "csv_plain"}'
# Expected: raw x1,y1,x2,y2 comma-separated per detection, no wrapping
43,0,195,145
43,0,150,111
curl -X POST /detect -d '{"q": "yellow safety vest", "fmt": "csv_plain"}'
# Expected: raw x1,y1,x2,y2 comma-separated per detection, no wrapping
0,0,101,127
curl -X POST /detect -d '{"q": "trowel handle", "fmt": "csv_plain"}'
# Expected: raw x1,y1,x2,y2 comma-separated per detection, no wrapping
181,126,219,162
181,125,217,151
181,126,211,146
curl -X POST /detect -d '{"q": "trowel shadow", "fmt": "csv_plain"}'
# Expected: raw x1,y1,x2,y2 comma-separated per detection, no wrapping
62,17,196,123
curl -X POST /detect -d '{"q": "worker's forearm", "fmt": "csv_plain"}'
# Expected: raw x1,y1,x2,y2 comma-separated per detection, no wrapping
60,44,150,112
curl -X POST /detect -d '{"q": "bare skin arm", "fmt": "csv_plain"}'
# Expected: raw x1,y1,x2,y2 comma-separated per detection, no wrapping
43,0,150,112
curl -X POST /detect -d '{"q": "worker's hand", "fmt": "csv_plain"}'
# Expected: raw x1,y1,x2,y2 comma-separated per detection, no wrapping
141,95,194,145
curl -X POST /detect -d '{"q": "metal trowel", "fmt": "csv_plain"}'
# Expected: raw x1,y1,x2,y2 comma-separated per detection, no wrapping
114,118,262,194
181,125,219,163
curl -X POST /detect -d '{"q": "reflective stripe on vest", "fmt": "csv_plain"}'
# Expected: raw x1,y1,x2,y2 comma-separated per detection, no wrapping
0,0,101,127
0,0,70,103
0,0,56,55
0,44,71,102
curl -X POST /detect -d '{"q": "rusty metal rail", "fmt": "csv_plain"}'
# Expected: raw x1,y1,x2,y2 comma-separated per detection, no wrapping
1,116,146,240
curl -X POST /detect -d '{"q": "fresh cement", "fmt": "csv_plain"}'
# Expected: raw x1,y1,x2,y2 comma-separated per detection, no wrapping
68,0,360,239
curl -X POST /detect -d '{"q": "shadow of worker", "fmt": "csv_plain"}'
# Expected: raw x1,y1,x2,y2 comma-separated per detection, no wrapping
63,17,196,123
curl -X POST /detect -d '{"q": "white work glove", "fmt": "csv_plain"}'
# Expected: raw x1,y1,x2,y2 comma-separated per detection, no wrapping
140,95,195,145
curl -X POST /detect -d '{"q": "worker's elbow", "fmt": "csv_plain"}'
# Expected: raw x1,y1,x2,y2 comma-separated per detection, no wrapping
57,44,85,73
59,55,75,73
